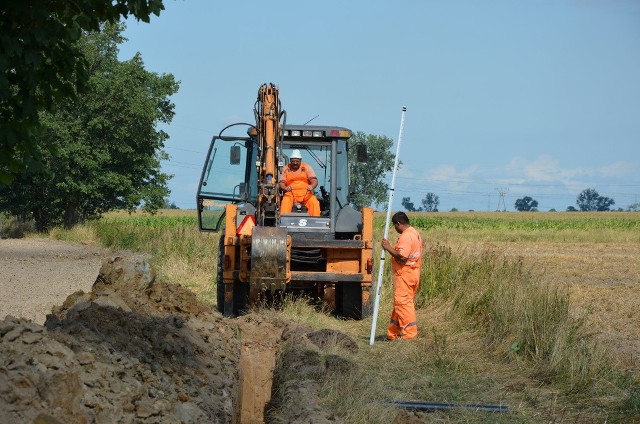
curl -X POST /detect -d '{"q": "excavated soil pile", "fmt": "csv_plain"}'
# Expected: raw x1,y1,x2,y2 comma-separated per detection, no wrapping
0,252,363,424
0,255,241,423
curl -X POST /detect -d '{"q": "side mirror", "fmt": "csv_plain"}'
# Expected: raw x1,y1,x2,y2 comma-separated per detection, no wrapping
230,145,241,165
356,144,367,162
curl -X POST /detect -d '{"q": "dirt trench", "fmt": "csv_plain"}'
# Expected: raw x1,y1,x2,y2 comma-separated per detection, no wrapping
0,249,355,423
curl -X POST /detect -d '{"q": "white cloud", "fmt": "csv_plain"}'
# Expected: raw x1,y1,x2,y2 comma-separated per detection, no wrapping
597,161,635,177
506,155,591,182
424,164,479,192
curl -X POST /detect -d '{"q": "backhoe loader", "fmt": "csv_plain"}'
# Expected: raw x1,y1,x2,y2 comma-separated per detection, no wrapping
197,83,373,318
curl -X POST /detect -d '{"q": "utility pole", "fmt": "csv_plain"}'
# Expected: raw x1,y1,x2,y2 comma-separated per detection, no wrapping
495,188,508,212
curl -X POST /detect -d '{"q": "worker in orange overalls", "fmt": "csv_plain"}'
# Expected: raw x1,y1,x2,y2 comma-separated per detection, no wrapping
278,149,320,216
381,211,423,340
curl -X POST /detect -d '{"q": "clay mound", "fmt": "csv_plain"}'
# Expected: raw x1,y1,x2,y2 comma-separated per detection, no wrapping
0,256,241,424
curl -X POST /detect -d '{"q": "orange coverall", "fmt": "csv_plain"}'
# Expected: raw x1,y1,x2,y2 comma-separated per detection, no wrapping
279,162,320,216
387,226,423,340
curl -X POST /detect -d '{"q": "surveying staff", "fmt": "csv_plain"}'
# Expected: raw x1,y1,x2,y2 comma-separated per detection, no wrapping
381,211,423,340
279,149,320,216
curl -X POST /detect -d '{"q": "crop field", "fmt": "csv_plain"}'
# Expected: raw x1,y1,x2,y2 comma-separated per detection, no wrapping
103,209,640,232
405,211,640,231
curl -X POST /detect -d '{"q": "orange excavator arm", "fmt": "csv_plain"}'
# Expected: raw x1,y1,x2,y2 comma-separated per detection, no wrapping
255,83,284,226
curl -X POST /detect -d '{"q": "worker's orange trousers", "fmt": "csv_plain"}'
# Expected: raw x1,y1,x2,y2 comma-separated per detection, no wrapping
281,190,320,216
387,268,419,340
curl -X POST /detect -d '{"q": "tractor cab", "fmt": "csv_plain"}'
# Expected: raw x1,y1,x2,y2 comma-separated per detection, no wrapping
197,125,365,236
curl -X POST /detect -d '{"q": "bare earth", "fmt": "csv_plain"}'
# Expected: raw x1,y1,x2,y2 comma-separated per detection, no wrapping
0,238,109,324
0,238,340,423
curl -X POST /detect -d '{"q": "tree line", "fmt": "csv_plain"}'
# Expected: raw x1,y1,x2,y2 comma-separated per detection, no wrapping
399,188,638,212
515,188,619,212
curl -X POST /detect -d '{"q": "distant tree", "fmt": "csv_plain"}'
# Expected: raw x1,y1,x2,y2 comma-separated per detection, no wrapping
0,0,165,185
627,203,640,212
549,208,557,212
514,196,539,212
421,192,439,212
566,206,578,212
0,24,178,231
576,188,615,212
401,197,421,212
450,208,459,212
349,132,397,209
163,199,180,209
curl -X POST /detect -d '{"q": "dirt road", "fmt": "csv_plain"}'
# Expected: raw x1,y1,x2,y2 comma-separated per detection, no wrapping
0,238,109,324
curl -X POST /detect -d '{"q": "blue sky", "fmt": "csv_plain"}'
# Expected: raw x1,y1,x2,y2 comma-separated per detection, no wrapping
119,0,640,212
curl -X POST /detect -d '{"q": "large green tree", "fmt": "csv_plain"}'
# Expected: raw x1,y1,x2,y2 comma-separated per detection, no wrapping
576,188,615,212
0,0,165,185
0,24,178,231
348,131,397,210
514,196,538,211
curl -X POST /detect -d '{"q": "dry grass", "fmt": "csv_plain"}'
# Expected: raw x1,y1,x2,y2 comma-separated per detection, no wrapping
50,209,640,422
49,224,99,244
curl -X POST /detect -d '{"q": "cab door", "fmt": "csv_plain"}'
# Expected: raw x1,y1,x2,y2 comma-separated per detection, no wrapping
197,137,257,231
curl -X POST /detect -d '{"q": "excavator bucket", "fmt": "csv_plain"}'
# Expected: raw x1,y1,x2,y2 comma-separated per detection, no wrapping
249,226,290,304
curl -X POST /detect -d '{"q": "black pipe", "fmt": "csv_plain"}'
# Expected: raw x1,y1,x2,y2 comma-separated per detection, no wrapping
388,401,508,413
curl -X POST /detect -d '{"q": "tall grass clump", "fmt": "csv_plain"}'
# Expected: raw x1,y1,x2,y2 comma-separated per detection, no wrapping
49,223,99,244
0,213,35,239
418,243,610,391
65,213,219,304
100,215,215,298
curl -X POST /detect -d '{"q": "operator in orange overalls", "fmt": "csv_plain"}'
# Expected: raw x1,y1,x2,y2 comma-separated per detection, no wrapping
278,149,320,216
381,211,423,340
